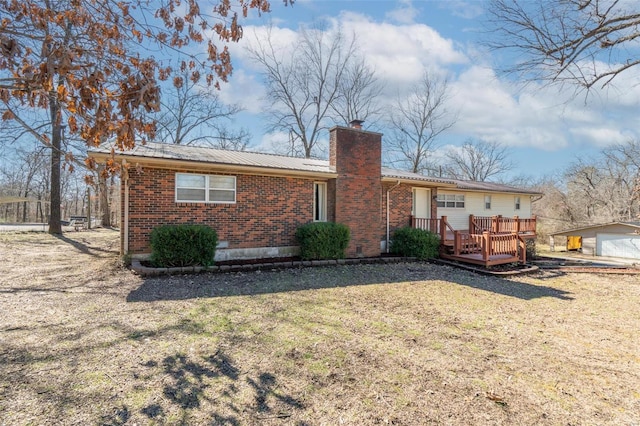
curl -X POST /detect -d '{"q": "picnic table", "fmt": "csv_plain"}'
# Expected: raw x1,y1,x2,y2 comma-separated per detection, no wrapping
69,216,88,231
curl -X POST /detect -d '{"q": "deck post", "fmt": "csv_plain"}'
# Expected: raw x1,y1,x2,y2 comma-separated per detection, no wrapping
469,214,475,233
482,231,490,261
518,233,527,264
514,215,520,233
440,216,447,242
453,230,460,256
491,216,498,233
532,215,537,234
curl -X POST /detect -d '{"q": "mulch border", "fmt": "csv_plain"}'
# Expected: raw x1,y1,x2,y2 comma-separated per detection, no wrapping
130,256,420,277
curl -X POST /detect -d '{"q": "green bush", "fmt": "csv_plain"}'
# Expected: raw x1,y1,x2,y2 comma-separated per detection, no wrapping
525,238,536,260
390,227,440,260
150,224,218,267
296,222,350,260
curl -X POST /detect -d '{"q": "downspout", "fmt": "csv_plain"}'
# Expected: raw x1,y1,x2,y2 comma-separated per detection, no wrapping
122,159,129,255
386,180,401,253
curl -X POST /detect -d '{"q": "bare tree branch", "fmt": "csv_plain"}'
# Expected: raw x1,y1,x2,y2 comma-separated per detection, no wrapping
385,72,456,174
486,0,640,91
154,73,248,149
330,57,383,127
443,139,514,182
246,24,364,158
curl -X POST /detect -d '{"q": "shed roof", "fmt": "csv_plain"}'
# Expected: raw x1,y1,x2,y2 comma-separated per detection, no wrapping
89,142,539,194
549,222,640,237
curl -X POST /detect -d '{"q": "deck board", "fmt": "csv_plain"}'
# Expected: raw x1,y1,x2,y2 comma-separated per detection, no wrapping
441,253,520,267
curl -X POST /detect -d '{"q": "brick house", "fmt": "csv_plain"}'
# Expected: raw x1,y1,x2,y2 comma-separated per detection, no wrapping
89,123,540,266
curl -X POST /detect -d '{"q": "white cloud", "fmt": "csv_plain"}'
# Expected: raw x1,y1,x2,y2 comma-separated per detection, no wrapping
225,13,469,118
439,1,484,20
219,7,640,159
569,127,634,147
385,0,420,24
448,64,640,151
335,11,468,94
219,69,266,114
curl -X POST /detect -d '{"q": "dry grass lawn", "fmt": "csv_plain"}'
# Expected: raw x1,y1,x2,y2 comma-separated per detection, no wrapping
0,229,639,425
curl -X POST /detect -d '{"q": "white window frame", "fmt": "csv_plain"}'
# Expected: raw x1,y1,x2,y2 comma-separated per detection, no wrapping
313,182,327,222
436,193,465,209
484,195,492,210
514,196,521,211
175,173,236,203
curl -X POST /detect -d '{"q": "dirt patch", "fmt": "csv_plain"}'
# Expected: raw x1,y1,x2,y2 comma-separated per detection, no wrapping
1,229,639,425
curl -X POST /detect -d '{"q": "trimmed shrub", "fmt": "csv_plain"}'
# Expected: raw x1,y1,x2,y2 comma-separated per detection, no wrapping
296,222,350,260
390,227,440,260
150,224,218,267
525,238,536,260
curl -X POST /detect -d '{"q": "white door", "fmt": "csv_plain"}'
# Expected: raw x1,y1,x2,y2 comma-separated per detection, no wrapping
596,233,640,259
413,188,431,219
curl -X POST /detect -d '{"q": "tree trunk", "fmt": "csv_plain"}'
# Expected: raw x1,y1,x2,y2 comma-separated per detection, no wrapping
99,167,111,227
48,96,62,234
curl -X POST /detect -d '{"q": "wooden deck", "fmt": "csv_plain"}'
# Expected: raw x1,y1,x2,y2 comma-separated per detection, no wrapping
412,215,534,267
441,252,520,266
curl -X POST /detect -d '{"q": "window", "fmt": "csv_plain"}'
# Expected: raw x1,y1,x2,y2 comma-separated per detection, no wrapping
515,196,521,211
175,173,236,203
314,182,327,221
436,193,465,209
484,195,492,210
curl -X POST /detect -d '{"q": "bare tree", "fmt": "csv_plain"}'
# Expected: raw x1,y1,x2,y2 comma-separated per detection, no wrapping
601,140,640,219
330,57,383,127
486,0,640,91
443,139,514,181
247,25,358,158
0,1,286,233
564,144,640,224
529,139,640,238
155,74,250,150
386,72,455,174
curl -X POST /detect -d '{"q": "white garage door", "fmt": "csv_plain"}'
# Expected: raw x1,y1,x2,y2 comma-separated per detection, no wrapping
596,234,640,259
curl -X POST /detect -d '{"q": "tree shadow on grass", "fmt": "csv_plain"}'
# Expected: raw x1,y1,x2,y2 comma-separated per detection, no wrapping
103,349,307,425
52,233,119,257
126,263,574,303
445,269,574,300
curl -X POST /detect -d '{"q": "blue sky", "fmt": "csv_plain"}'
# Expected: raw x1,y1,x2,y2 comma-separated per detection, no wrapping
212,0,640,180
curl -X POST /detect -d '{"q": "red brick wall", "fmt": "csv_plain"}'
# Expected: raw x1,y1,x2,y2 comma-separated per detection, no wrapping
431,188,438,219
330,126,382,257
124,167,318,254
383,184,439,244
326,179,336,223
383,183,413,238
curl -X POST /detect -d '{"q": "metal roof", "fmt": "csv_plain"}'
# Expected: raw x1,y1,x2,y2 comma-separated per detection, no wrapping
90,142,539,194
90,142,334,175
381,167,456,185
446,179,543,195
549,222,640,236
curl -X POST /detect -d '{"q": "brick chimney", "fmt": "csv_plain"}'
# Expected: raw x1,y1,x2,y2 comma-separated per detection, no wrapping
329,123,382,257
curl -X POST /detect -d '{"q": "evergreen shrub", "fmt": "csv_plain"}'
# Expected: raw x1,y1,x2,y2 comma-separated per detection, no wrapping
390,227,439,259
150,224,217,267
296,222,350,260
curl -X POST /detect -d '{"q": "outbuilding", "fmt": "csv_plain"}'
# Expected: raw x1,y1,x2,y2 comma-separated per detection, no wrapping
549,222,640,260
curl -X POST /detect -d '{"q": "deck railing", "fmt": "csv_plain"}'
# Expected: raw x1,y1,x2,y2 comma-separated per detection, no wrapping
411,216,456,242
469,215,536,235
410,217,441,234
411,215,530,265
453,231,526,263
